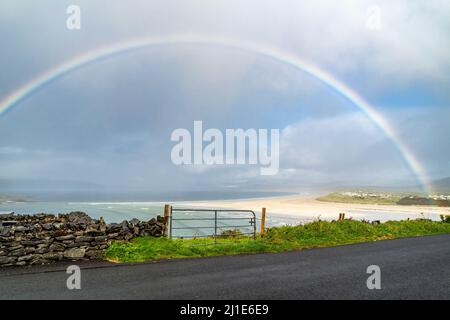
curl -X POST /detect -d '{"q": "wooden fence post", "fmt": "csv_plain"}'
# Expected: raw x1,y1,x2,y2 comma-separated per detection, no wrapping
261,207,266,236
163,204,170,237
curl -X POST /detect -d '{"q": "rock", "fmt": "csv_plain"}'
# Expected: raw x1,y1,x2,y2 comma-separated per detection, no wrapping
0,226,11,237
156,215,164,223
75,222,86,230
25,247,35,254
43,252,62,260
18,254,35,262
119,228,131,236
64,248,85,259
0,212,14,219
85,224,97,233
85,250,102,259
35,247,48,254
67,212,93,225
107,223,121,233
21,239,47,246
15,225,29,232
30,257,48,265
75,236,94,243
86,225,105,236
0,210,164,267
0,256,16,264
8,245,24,251
129,218,140,227
5,241,21,247
120,220,129,230
53,230,68,237
49,243,65,252
42,223,53,231
124,233,134,241
10,248,26,256
53,222,63,230
66,242,90,248
55,235,75,241
94,235,107,242
0,236,12,242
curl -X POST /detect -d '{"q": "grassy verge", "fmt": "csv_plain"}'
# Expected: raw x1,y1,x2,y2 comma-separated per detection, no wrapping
105,219,450,263
316,192,401,205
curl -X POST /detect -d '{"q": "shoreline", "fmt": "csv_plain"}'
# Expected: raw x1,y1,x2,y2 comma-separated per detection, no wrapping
2,194,450,224
180,194,450,222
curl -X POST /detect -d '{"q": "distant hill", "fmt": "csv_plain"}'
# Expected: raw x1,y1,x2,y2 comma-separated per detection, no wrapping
430,177,450,192
397,196,450,207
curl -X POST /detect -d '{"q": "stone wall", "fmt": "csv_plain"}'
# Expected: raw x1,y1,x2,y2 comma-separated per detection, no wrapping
0,211,164,267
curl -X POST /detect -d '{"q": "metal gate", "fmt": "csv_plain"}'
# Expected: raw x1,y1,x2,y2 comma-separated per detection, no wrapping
169,207,256,242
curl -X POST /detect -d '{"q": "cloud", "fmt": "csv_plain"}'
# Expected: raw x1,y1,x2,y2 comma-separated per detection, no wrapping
0,146,25,155
2,1,449,95
0,1,448,196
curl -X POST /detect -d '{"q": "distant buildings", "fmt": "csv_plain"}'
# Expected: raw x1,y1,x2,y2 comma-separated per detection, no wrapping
340,191,450,201
430,194,450,201
338,191,450,207
341,191,392,199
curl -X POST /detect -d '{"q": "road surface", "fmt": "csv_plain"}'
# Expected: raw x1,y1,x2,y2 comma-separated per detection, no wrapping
0,234,449,299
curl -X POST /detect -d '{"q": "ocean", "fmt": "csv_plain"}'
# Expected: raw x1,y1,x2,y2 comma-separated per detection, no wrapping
0,201,306,238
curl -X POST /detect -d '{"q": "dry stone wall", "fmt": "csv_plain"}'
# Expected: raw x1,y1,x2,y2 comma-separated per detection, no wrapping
0,211,164,267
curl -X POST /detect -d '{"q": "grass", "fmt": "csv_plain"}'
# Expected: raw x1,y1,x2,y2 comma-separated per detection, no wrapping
105,219,450,263
317,192,402,205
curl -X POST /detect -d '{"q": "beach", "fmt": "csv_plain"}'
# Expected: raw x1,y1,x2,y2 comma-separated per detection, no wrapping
183,194,450,223
2,194,450,228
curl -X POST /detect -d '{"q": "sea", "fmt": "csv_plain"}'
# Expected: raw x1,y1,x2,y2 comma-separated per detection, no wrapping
1,199,443,238
0,200,305,238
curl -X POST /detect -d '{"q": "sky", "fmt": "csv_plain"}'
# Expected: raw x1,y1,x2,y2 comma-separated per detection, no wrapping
0,1,449,199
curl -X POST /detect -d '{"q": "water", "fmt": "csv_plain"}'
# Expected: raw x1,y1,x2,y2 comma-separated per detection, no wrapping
0,201,164,222
0,201,304,238
3,201,439,238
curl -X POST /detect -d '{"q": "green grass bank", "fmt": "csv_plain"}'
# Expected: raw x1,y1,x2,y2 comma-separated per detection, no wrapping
316,192,402,205
105,218,450,263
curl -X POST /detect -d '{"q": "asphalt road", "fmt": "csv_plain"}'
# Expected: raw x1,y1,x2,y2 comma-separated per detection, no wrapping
1,234,449,299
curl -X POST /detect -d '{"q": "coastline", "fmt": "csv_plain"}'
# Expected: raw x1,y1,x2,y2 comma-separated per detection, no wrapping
180,194,450,222
2,194,450,224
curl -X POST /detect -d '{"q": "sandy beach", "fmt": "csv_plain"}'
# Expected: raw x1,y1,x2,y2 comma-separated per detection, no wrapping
183,194,450,223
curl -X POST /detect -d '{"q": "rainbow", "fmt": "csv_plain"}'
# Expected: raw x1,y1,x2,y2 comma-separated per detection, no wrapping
0,34,431,194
